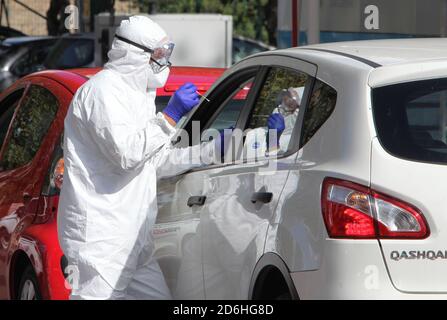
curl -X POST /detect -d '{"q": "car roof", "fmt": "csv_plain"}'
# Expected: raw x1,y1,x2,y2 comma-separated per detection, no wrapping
1,36,56,46
58,32,95,39
67,66,225,95
249,38,447,88
302,38,447,67
24,66,225,96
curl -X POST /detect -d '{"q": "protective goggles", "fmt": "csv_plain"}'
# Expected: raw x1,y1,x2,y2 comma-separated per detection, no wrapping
115,35,175,73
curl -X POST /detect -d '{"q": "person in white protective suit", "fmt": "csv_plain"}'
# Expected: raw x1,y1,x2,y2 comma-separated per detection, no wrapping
244,86,303,159
273,86,303,150
57,15,215,300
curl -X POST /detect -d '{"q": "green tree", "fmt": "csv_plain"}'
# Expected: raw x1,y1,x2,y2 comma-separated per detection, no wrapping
132,0,277,46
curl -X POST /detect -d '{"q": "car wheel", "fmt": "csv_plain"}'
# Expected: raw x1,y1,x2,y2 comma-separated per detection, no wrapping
17,265,41,300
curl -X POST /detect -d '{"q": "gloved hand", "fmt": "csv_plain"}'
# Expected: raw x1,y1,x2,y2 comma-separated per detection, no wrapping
266,113,285,149
163,82,200,123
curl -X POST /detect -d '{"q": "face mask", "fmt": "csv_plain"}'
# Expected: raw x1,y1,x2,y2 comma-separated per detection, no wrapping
147,66,170,89
278,100,298,116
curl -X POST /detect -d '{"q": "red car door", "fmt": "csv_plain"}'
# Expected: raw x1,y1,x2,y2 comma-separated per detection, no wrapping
0,77,70,299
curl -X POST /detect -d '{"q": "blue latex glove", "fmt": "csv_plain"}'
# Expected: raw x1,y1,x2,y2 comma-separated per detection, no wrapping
266,113,285,149
163,82,200,123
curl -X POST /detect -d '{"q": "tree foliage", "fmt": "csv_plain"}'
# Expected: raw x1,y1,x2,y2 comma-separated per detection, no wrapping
132,0,277,45
1,86,58,171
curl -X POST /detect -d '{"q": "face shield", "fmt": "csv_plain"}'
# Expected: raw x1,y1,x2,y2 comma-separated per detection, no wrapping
115,35,175,74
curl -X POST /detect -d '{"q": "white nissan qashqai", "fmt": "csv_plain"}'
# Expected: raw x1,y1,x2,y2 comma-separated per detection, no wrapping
153,39,447,299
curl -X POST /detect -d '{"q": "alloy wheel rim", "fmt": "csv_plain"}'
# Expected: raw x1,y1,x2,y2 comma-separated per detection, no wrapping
20,279,36,300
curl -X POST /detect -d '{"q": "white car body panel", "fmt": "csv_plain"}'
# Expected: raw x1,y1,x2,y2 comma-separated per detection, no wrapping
371,138,447,293
154,38,447,299
369,61,447,88
200,160,284,299
154,171,208,299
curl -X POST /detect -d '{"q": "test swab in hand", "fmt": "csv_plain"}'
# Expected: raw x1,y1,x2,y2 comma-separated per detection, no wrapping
196,91,210,102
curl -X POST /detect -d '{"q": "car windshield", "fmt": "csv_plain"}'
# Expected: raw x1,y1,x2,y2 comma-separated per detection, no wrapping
0,45,19,66
44,38,94,69
372,78,447,164
233,38,271,64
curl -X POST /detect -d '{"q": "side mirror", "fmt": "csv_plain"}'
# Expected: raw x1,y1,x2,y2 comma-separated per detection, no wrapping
33,64,46,72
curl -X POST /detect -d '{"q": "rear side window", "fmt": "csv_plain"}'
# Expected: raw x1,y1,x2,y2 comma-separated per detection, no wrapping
300,79,337,147
0,85,58,171
244,67,308,158
0,89,24,151
373,78,447,164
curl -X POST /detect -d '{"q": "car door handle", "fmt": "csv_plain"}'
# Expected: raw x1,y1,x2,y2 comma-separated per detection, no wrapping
251,192,273,204
187,196,207,207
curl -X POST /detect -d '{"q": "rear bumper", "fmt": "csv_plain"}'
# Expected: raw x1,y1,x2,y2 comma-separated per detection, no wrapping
289,239,447,299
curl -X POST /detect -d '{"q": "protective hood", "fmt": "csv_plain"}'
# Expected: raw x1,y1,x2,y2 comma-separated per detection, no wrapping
104,15,170,93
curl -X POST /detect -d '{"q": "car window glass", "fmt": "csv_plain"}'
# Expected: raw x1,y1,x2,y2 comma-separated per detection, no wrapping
11,45,52,76
373,78,447,164
206,79,253,132
155,96,170,114
244,67,308,160
50,39,94,69
0,85,58,171
300,79,337,147
193,77,254,165
0,89,24,151
199,79,253,163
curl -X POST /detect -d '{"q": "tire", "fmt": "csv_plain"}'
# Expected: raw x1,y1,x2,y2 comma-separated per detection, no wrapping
17,265,41,300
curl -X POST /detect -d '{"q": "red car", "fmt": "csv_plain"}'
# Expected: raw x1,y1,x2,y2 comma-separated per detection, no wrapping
0,66,224,300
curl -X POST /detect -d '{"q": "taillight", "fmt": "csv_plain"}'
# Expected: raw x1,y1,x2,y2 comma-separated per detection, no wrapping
321,178,429,239
52,158,64,190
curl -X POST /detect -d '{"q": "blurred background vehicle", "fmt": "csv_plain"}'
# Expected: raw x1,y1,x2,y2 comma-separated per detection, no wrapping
232,35,276,64
0,33,96,93
43,33,95,70
0,36,57,92
0,26,26,41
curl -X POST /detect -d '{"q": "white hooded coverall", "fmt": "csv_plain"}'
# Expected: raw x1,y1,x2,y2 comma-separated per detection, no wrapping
57,16,213,299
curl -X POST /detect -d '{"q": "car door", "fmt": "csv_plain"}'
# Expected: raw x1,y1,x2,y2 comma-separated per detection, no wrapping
0,87,26,297
0,79,70,299
197,57,317,299
153,67,259,299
